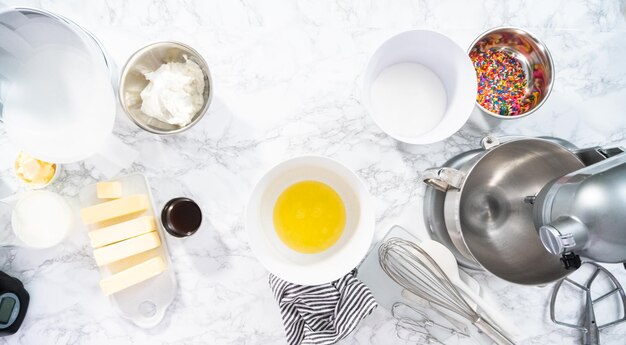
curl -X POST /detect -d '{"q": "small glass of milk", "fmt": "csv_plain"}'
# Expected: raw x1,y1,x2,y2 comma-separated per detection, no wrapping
3,191,75,249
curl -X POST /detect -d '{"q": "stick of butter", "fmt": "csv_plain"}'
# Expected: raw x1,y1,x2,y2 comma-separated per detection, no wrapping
96,181,123,199
93,231,161,266
81,194,149,225
88,216,156,248
100,256,166,296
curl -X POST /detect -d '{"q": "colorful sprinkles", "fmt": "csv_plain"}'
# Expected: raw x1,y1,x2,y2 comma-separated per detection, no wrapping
470,48,541,116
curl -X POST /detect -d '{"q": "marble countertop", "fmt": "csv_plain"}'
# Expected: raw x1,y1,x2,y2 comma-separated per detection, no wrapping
2,0,626,344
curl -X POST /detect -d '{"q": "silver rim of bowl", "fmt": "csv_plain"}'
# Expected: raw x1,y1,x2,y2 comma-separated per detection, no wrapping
468,26,555,120
118,41,213,135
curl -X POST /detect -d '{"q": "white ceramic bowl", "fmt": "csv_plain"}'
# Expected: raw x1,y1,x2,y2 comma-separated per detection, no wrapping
363,30,477,144
247,156,375,285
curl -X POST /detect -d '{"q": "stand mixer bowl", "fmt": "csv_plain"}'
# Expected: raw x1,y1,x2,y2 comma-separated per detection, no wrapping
423,137,586,285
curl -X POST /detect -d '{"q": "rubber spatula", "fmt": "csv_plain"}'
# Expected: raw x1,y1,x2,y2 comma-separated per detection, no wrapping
418,240,521,342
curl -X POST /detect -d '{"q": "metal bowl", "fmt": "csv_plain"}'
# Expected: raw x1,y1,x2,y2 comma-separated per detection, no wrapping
118,41,213,135
423,137,587,285
455,139,584,284
469,27,554,119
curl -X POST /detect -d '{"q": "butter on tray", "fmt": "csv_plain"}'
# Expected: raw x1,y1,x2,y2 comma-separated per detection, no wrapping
80,175,175,313
88,216,156,248
100,256,166,296
97,181,123,199
80,194,149,225
93,231,161,266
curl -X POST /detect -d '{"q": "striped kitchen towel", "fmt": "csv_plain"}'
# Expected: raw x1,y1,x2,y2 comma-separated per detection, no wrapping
269,269,377,345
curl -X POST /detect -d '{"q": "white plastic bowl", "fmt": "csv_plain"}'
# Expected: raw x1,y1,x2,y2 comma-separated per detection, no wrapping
246,156,375,285
363,30,477,144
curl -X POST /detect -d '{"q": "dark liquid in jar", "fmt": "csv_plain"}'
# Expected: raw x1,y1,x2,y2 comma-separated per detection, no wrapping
161,198,202,237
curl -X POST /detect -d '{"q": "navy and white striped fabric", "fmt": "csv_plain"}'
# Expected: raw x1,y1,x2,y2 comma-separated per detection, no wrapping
269,270,377,345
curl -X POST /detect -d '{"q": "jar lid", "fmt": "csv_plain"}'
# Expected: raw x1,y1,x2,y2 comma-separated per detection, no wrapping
161,197,202,238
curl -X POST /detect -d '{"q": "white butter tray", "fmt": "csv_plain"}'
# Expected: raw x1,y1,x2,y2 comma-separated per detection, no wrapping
79,173,177,328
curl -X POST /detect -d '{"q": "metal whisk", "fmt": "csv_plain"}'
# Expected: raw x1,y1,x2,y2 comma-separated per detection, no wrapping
379,238,515,345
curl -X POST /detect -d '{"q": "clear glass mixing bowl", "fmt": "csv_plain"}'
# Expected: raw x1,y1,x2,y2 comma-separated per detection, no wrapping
0,7,117,164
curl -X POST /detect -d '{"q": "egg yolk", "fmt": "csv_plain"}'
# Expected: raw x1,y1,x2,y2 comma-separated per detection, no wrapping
273,180,346,254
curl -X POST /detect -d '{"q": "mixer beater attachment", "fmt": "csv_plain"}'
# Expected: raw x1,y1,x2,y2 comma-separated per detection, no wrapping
550,262,626,345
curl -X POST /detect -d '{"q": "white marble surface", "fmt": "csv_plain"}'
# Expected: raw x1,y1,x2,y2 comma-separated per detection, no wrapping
2,0,626,344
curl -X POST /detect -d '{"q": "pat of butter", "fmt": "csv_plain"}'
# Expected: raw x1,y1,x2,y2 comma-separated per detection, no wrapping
14,151,56,186
99,256,166,296
96,181,123,199
80,194,149,225
88,216,156,248
93,231,160,266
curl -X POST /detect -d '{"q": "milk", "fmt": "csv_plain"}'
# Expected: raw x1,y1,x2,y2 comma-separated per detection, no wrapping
370,62,447,138
11,191,74,248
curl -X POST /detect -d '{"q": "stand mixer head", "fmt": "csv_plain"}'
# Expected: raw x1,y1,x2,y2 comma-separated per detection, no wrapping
532,148,626,269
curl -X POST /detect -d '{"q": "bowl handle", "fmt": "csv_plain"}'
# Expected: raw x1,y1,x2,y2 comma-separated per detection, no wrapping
422,168,465,192
480,135,501,149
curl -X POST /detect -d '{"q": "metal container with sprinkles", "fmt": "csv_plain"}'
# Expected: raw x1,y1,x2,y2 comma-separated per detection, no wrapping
469,27,554,119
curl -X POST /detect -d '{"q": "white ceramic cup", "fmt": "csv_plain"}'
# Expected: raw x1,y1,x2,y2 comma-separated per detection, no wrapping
363,30,477,144
247,156,375,285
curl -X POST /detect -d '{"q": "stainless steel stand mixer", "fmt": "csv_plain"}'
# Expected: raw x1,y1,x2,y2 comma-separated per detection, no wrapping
423,136,626,284
531,147,626,269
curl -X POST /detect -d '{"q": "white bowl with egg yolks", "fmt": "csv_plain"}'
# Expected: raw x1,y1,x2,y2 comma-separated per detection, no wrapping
246,156,374,285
